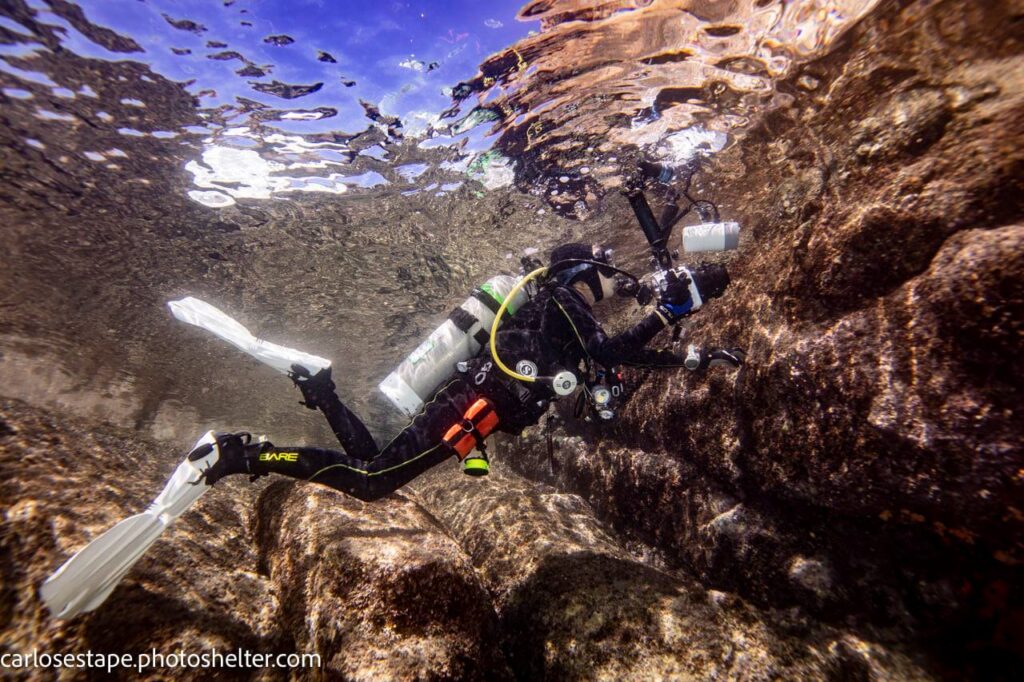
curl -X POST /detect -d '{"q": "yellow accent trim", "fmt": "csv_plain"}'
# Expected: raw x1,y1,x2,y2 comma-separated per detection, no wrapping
654,309,670,326
554,299,591,360
307,443,445,482
489,266,548,383
306,379,463,483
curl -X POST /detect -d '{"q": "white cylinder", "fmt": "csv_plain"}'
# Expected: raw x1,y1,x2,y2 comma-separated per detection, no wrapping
379,275,526,416
682,222,740,252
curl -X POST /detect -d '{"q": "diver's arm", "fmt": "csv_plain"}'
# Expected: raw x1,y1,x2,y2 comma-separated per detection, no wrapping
617,347,689,368
552,286,670,366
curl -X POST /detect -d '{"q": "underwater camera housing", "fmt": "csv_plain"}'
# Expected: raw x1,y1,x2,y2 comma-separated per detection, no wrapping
645,262,731,316
622,170,739,312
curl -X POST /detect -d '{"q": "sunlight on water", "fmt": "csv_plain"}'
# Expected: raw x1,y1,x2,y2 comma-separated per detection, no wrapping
0,0,884,435
0,0,879,214
451,0,882,213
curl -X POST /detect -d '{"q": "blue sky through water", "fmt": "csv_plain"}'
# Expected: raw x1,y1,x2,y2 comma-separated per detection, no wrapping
55,0,532,135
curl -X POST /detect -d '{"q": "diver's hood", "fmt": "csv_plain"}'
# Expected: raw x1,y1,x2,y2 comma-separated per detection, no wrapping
549,243,608,301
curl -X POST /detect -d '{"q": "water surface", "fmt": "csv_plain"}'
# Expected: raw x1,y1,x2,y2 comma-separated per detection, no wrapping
0,0,880,442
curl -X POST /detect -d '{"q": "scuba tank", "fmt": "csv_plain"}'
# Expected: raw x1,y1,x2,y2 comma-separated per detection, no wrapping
379,275,529,416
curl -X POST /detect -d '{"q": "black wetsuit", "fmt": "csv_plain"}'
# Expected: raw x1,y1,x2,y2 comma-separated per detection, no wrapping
247,283,683,500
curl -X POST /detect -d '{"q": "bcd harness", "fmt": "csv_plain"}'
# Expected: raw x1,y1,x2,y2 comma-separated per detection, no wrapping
440,257,647,476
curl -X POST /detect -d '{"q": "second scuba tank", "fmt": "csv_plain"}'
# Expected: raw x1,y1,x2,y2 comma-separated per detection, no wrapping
379,275,528,416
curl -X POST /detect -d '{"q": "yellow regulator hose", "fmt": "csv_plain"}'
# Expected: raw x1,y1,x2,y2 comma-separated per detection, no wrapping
489,266,548,383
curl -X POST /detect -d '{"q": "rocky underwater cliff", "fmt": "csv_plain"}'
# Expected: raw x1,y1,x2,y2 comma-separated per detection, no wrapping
503,1,1024,678
1,0,1022,680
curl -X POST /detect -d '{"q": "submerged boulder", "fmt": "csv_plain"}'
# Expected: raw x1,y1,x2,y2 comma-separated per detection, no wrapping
412,465,927,680
0,400,509,680
0,0,1020,679
253,480,509,681
500,0,1023,677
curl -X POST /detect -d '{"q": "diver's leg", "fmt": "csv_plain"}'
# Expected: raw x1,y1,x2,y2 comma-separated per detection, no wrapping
346,378,478,498
288,366,379,459
201,442,386,501
205,379,478,501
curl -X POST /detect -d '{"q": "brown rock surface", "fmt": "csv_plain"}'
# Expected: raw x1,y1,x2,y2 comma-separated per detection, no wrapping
639,0,1024,561
502,0,1024,676
0,400,509,680
0,394,933,680
0,398,285,681
252,480,509,681
1,0,1021,678
411,464,927,680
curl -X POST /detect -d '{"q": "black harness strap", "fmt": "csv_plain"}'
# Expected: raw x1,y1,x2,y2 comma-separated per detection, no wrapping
450,305,492,349
460,418,489,455
448,306,479,334
471,288,502,315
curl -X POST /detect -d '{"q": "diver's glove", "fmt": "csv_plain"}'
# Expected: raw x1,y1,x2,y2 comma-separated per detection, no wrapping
289,364,336,410
196,432,269,485
656,269,695,323
684,345,746,371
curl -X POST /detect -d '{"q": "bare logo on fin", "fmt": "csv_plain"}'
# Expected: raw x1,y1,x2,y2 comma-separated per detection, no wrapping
260,452,299,462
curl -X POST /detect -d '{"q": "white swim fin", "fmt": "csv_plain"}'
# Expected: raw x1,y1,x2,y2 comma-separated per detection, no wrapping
40,431,222,619
167,296,330,376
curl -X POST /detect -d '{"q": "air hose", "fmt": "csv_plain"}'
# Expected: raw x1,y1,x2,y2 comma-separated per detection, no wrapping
489,260,642,385
489,266,548,383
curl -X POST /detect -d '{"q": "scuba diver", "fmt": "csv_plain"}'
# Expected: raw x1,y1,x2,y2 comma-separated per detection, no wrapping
195,242,744,501
40,173,744,619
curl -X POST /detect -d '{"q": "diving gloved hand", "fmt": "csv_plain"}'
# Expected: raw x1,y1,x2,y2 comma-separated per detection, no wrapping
684,345,746,371
197,432,269,485
289,364,336,410
656,269,694,323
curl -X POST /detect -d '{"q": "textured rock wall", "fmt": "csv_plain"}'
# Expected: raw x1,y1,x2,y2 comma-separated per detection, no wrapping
2,0,1021,679
1,399,514,680
503,0,1024,676
410,463,927,680
1,399,931,681
0,399,286,681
